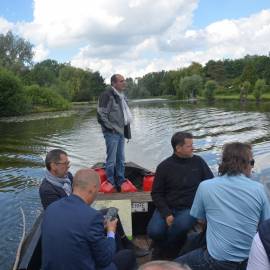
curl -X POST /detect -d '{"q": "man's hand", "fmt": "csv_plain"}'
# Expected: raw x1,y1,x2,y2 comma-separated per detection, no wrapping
106,218,118,233
166,215,174,226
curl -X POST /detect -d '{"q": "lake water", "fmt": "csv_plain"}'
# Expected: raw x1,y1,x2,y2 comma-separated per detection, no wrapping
1,100,270,269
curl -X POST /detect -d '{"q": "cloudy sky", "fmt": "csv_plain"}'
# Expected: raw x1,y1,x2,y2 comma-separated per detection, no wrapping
0,0,270,81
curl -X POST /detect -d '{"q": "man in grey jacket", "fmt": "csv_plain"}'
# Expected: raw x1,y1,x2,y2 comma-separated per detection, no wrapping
97,74,136,193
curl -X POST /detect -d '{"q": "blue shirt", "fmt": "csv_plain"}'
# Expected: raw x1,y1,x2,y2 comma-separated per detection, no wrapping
191,174,270,262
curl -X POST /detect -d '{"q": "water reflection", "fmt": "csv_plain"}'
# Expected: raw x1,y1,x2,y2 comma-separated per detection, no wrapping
1,100,270,268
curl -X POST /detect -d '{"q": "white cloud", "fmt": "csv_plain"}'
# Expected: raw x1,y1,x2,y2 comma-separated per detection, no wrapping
2,1,270,80
0,17,14,33
33,43,50,62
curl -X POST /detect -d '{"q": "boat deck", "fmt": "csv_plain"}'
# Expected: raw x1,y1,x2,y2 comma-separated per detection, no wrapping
133,235,152,265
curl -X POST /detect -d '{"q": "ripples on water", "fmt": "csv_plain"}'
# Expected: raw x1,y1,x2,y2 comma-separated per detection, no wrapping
1,100,270,268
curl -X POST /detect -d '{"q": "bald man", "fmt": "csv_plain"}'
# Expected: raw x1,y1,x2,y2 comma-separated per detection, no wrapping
139,261,191,270
42,169,136,270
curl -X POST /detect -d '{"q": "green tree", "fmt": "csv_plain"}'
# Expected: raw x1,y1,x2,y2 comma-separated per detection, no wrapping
0,31,33,75
241,62,257,85
240,81,251,102
177,75,203,99
26,59,61,87
204,60,225,84
25,84,70,110
253,79,266,102
0,68,32,116
204,80,217,101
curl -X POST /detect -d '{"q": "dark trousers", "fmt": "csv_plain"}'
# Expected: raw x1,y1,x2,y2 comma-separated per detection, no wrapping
147,209,195,248
175,248,247,270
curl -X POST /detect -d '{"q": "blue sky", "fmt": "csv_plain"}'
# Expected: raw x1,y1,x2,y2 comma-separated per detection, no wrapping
0,0,270,80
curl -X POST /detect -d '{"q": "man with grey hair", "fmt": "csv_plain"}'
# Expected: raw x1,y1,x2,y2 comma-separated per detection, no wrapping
97,73,136,193
139,260,191,270
42,169,137,270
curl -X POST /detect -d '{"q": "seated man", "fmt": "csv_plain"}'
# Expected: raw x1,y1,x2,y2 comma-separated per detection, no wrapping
175,142,270,270
42,169,137,270
39,149,148,256
247,218,270,270
147,132,213,259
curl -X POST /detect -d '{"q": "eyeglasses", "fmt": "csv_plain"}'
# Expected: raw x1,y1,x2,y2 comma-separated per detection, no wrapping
249,159,255,166
55,161,70,166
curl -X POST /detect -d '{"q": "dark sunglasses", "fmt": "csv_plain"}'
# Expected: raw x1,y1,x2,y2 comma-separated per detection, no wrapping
249,159,255,166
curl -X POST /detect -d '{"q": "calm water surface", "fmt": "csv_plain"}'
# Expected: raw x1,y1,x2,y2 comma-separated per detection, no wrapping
1,100,270,269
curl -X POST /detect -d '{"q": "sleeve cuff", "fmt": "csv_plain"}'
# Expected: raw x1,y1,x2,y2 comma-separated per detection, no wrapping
107,231,115,239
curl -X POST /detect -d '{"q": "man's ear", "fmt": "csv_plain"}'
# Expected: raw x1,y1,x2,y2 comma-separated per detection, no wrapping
175,144,182,153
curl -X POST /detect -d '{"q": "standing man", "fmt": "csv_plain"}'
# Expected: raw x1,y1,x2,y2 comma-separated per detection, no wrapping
175,142,270,270
147,131,214,259
97,74,136,193
42,169,137,270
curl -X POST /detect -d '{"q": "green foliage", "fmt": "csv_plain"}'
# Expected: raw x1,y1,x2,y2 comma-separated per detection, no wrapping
177,75,203,99
0,31,33,75
25,84,70,110
0,68,32,116
241,62,257,85
26,59,61,87
204,60,226,84
240,81,251,101
253,79,266,102
204,80,217,101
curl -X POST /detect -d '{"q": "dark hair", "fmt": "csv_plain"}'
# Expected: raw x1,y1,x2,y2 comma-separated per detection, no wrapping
218,142,252,176
45,149,68,171
171,132,193,151
111,74,120,85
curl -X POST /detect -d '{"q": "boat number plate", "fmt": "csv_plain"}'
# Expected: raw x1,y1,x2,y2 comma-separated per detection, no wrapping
131,202,148,212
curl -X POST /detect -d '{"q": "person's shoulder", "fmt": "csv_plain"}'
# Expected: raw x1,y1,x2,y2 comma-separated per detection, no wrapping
199,176,219,187
192,154,207,163
100,86,113,97
39,178,52,191
157,155,173,168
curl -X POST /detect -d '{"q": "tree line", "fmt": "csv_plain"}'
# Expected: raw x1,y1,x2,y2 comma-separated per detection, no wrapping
0,31,105,116
1,31,270,116
126,56,270,102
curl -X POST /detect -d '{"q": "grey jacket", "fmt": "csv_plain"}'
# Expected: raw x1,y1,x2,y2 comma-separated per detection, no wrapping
97,87,131,139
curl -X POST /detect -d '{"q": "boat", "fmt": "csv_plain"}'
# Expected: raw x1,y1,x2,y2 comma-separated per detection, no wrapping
15,162,155,270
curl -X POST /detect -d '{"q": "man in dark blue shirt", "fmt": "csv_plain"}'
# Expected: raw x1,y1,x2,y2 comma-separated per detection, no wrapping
42,168,136,270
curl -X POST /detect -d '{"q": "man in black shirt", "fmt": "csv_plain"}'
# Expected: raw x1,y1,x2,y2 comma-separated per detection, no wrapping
147,132,213,259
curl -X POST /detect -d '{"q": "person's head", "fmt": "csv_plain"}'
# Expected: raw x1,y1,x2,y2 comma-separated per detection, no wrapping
72,169,100,205
138,261,191,270
171,132,194,158
218,142,254,177
45,149,70,178
111,74,126,92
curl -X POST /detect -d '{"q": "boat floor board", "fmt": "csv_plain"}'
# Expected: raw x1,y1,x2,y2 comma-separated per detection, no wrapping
133,235,152,265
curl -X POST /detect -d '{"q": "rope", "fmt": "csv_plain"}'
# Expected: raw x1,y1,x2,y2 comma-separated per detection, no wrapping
13,207,26,270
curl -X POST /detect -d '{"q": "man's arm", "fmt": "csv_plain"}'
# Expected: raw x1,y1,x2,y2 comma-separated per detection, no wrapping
39,181,65,209
97,91,114,131
190,183,206,221
87,212,116,268
200,157,214,180
151,164,172,219
260,186,270,222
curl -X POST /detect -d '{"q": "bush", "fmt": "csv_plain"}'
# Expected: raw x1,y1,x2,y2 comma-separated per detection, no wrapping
25,84,70,110
0,68,32,116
